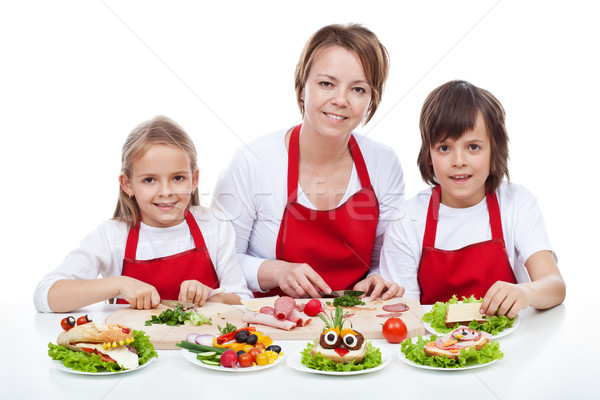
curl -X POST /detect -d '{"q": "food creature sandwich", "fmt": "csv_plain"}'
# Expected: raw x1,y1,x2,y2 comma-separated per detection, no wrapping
310,307,368,364
424,326,490,359
49,315,157,372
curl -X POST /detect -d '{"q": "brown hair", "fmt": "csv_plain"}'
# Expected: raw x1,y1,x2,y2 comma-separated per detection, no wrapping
294,23,389,124
113,116,199,226
417,80,509,192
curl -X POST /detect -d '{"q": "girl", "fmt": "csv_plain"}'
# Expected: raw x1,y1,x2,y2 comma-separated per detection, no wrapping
380,80,565,317
34,116,252,312
213,24,404,300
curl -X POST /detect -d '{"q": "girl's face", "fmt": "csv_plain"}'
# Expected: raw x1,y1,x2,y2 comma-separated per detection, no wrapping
430,112,491,208
300,45,372,140
120,143,198,228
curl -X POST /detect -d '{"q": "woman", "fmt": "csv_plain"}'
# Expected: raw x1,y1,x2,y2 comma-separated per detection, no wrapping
213,24,405,300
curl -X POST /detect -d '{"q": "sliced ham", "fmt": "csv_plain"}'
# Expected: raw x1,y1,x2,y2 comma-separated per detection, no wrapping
274,296,296,320
286,309,312,326
243,312,297,330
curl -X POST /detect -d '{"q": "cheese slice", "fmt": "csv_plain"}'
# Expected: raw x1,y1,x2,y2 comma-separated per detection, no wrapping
76,343,139,370
445,303,486,327
241,296,280,312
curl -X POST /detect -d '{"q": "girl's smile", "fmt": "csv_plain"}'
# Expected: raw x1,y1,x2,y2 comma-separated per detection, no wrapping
430,112,491,208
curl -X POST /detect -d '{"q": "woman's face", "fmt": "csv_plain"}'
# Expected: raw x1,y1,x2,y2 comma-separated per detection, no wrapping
301,45,372,139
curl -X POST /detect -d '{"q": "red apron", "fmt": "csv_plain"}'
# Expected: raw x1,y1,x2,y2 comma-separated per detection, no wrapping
117,210,219,303
259,124,379,297
417,185,517,304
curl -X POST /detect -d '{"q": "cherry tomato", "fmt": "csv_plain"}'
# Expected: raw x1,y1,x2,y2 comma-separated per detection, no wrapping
253,342,266,350
247,348,262,362
238,353,254,368
255,352,269,366
76,315,92,325
382,317,408,343
60,316,76,331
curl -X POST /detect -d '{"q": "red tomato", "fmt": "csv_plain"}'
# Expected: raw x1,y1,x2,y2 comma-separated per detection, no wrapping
77,315,92,325
60,316,75,331
238,353,254,368
382,317,407,343
247,348,262,362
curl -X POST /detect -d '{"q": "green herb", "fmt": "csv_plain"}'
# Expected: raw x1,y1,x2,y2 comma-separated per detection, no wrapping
332,294,365,307
145,304,212,326
217,322,237,334
401,334,503,368
300,341,382,372
422,295,514,335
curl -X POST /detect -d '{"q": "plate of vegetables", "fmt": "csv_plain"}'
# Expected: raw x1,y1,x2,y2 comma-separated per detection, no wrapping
178,327,284,372
422,295,519,338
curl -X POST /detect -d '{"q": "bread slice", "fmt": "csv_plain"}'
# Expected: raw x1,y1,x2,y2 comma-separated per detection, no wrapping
445,303,486,328
310,340,368,364
57,323,134,346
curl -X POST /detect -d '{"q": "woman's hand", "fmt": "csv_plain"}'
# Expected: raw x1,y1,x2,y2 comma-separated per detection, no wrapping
479,281,531,319
179,280,212,306
275,262,331,298
119,276,160,309
353,274,404,301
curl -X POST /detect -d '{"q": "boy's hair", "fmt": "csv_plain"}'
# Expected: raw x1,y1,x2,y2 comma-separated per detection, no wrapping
417,80,509,192
294,23,389,124
113,116,199,226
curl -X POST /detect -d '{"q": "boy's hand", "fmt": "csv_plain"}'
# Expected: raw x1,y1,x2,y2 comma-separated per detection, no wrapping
179,280,211,306
354,274,404,301
480,281,531,319
119,277,160,309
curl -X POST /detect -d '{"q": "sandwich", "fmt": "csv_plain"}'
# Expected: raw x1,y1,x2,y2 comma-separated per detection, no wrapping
445,303,486,328
49,316,157,372
423,326,489,359
310,307,368,364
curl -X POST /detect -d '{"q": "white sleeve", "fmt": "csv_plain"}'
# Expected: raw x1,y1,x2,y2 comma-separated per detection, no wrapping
370,149,405,274
32,223,115,313
212,147,265,293
379,211,421,300
211,213,254,299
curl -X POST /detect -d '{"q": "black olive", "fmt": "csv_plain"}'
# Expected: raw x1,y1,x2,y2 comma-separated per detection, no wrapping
236,350,246,357
235,330,249,343
245,334,258,345
265,345,282,354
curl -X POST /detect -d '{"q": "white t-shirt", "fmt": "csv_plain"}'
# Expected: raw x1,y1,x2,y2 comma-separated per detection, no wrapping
380,182,556,300
212,128,405,292
33,206,252,312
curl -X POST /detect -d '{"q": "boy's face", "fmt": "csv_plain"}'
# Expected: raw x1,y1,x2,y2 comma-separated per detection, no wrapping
430,112,491,208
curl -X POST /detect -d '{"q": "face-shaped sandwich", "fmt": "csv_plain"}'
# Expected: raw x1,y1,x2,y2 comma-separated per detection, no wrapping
311,307,368,363
423,325,490,359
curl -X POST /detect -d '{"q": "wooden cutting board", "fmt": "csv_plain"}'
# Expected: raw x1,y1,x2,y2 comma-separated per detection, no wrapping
104,302,246,350
243,297,427,340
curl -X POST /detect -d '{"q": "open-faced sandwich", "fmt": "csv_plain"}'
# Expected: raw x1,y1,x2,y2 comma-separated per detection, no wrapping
300,306,382,372
401,325,503,368
48,315,157,373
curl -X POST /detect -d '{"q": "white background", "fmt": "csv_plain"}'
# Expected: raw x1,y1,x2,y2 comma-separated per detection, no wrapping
1,1,598,305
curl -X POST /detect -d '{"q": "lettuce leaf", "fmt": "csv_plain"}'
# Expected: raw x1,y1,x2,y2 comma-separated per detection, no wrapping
300,341,382,372
400,335,503,368
48,329,157,372
422,295,514,335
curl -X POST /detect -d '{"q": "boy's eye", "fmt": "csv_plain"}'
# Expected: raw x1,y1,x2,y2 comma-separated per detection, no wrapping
438,145,450,152
468,144,480,151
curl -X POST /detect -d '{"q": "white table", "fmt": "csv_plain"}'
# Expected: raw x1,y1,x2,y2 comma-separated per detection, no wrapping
0,302,595,400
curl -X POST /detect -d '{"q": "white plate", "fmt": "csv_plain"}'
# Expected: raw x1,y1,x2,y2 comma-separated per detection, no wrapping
181,348,285,372
286,342,391,376
399,336,498,371
421,305,520,339
53,356,155,375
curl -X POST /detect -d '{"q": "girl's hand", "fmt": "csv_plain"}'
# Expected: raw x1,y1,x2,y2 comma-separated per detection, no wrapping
480,281,532,319
353,274,404,301
276,262,331,299
119,277,160,310
179,280,211,306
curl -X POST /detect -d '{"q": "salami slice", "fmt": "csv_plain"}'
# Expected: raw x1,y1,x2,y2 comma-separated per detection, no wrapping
274,296,296,320
382,302,409,312
376,312,404,318
243,312,297,330
259,306,276,316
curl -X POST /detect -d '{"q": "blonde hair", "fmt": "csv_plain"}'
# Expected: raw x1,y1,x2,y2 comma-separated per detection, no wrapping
294,23,390,124
113,116,199,226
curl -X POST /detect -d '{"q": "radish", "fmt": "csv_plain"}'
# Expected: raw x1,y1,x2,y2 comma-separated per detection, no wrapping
303,299,323,316
219,349,238,368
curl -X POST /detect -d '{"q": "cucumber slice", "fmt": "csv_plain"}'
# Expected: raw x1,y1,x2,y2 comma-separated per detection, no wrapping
196,351,217,359
201,359,220,366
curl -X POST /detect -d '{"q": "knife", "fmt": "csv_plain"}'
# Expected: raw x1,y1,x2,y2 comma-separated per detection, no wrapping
160,288,226,310
317,290,365,298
